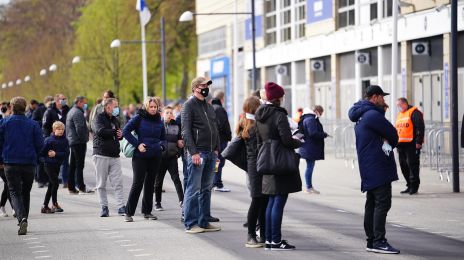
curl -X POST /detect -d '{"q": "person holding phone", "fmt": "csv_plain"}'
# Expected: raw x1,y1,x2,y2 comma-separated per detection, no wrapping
123,97,166,222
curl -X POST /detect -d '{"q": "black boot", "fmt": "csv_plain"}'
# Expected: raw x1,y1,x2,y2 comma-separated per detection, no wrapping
400,188,410,194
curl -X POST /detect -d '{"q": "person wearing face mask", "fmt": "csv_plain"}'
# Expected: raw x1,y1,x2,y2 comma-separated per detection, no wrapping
89,90,126,133
66,96,91,194
348,85,400,254
123,97,166,222
395,98,425,195
255,82,302,250
92,98,126,217
181,77,221,233
298,105,329,195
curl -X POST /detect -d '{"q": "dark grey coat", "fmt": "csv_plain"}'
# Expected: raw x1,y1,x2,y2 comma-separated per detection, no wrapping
255,104,302,195
66,105,89,146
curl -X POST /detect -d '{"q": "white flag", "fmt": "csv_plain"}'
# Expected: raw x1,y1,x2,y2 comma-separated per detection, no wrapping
136,0,151,27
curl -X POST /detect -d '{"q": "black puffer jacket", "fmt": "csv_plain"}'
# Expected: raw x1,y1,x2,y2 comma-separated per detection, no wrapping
92,112,121,158
162,119,181,158
255,104,302,195
42,103,69,137
243,126,264,198
211,98,232,144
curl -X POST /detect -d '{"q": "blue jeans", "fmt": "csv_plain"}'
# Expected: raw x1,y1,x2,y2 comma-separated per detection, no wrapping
304,159,315,189
265,194,288,243
184,151,217,229
213,142,227,188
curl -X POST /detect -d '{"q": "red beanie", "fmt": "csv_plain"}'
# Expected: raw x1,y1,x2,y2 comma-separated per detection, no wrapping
265,82,285,101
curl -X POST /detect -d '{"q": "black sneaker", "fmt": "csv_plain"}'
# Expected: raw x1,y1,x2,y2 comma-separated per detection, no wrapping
264,241,272,250
18,218,28,235
400,188,410,194
366,241,374,252
372,240,400,254
154,204,164,211
144,213,158,220
100,206,109,217
409,189,418,195
118,206,126,216
271,240,295,251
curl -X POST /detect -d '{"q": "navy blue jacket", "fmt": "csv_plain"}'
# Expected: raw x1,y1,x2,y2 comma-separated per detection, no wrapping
348,100,399,192
40,134,70,165
298,113,327,161
123,110,166,159
0,115,44,165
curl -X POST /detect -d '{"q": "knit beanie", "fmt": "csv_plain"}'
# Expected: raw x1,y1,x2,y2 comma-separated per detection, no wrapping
264,82,285,101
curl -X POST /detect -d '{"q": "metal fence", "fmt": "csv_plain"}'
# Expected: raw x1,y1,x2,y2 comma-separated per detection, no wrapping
320,119,464,181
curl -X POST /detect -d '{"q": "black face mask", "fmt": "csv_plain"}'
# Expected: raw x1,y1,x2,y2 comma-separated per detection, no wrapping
199,88,209,98
1,107,7,113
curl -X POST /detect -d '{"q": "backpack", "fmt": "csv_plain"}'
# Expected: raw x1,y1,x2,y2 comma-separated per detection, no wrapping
120,116,142,158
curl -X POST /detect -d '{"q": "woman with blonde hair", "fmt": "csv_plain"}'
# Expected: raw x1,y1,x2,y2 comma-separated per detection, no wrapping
236,96,268,248
123,97,166,222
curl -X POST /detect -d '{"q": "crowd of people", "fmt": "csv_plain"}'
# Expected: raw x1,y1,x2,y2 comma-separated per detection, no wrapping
0,76,435,255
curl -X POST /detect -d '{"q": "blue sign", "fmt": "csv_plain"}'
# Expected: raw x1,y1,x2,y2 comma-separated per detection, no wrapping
245,15,263,40
307,0,332,24
210,57,232,120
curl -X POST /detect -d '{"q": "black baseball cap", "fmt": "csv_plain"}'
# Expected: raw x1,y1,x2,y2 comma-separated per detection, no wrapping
365,85,389,97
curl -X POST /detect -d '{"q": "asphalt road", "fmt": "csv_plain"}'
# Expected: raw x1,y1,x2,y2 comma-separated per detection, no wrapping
0,148,463,260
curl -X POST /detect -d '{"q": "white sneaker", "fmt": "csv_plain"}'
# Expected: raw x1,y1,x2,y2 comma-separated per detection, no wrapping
214,187,231,192
0,206,8,217
305,188,320,194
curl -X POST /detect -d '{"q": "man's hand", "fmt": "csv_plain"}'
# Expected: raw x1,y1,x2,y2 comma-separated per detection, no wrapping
116,129,123,139
48,150,56,157
177,140,184,149
416,143,422,150
192,153,201,166
138,143,147,153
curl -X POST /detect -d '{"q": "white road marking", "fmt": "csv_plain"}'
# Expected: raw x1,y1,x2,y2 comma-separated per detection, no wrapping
23,237,38,241
98,228,112,231
134,254,153,257
114,240,131,243
27,241,41,244
34,256,51,259
128,249,145,252
29,246,45,249
32,251,49,254
109,235,124,238
121,244,137,247
104,232,119,235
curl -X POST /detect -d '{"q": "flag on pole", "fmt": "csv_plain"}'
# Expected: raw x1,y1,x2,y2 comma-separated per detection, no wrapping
136,0,151,27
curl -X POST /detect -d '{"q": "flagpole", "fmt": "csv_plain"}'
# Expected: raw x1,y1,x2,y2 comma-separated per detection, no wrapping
141,21,148,101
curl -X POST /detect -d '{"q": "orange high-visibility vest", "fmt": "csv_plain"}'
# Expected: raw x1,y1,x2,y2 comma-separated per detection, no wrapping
395,106,417,143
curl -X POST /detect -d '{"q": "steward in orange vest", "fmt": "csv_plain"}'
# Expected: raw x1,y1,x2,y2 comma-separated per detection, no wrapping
395,98,425,195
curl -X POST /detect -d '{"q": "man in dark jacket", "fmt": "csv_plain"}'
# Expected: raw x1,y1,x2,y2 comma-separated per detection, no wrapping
26,99,39,119
0,97,44,235
66,96,91,194
395,98,425,195
299,106,328,194
348,85,400,254
181,76,221,233
211,90,232,192
92,98,125,217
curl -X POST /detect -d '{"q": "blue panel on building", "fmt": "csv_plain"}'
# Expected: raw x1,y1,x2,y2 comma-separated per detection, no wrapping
307,0,332,24
245,15,263,40
210,57,233,120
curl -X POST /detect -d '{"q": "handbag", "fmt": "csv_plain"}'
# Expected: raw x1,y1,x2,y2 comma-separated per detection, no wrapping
120,132,137,158
221,136,247,171
257,139,300,175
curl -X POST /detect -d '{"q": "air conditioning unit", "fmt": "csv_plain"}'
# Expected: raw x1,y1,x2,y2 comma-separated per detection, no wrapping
356,52,370,65
275,65,288,76
311,60,324,71
412,41,430,56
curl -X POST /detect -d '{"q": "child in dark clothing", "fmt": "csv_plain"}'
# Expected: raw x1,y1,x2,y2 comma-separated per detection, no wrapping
40,121,69,213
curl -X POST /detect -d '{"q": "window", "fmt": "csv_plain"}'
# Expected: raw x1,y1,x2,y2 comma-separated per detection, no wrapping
294,0,306,38
264,0,306,45
338,0,355,28
198,27,226,56
370,2,378,21
383,0,393,18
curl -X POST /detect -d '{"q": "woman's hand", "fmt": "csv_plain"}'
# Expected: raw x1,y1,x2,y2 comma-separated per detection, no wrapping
138,143,147,153
48,150,56,157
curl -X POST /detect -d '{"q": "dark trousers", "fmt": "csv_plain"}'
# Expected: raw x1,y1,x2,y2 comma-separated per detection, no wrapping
397,143,421,191
0,169,12,208
265,194,288,243
68,143,87,191
4,165,34,222
247,196,268,238
213,142,227,188
364,183,392,245
35,162,48,184
126,156,161,216
60,152,70,184
44,164,60,205
155,156,184,204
